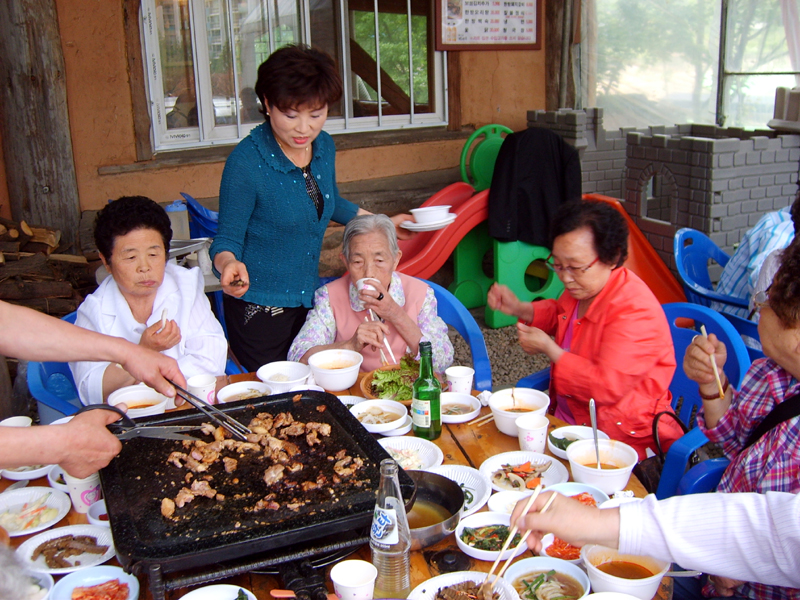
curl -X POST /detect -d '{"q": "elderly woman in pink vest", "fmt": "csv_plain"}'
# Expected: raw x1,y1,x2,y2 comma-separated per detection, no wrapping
288,214,453,372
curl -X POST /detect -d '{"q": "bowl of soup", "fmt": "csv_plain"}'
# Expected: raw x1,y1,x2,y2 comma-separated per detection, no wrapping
581,545,669,600
216,381,273,404
440,392,481,423
256,361,311,393
503,556,590,600
566,439,638,495
307,349,364,391
488,389,550,437
107,384,169,417
407,470,464,550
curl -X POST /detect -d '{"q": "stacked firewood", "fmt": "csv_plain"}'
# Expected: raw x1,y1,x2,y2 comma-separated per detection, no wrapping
0,217,98,317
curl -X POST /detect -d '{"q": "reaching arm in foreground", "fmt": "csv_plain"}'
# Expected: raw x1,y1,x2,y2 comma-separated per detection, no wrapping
0,300,186,397
512,491,800,589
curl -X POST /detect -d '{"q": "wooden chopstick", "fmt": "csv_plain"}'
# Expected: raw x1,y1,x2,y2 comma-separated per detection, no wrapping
468,412,494,426
495,492,558,581
700,325,726,400
168,379,252,441
369,309,397,365
365,316,389,365
481,484,543,590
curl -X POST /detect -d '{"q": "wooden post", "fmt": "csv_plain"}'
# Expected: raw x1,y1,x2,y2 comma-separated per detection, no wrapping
0,0,81,250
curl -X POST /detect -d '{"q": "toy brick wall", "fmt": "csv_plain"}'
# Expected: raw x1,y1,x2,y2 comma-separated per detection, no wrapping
526,108,800,275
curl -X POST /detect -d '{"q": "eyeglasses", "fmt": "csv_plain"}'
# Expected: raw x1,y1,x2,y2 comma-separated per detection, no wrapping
546,254,600,276
747,286,771,320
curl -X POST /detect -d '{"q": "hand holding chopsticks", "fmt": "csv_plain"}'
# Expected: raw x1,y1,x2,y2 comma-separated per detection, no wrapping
699,325,726,401
167,379,252,441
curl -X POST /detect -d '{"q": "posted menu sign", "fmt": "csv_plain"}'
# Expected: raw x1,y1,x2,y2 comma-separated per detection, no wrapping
435,0,540,50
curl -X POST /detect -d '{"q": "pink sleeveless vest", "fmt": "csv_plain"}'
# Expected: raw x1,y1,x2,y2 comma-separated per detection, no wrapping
328,273,428,372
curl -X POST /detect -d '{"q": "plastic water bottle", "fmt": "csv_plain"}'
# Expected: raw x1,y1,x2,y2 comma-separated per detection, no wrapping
370,458,411,599
411,341,441,440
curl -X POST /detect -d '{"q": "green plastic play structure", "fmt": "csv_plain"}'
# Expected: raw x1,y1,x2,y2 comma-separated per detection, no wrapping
460,124,513,192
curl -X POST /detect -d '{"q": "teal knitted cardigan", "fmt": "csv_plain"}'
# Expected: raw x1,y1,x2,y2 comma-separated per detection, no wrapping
210,123,359,309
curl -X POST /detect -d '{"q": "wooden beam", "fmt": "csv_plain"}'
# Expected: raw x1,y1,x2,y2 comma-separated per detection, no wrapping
349,38,411,114
123,0,154,162
0,280,73,300
447,52,461,131
0,0,81,250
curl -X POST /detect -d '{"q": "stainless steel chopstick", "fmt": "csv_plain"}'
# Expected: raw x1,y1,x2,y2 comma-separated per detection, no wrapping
167,379,252,440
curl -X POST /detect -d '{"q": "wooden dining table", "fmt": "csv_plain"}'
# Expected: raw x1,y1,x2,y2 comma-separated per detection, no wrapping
2,373,669,600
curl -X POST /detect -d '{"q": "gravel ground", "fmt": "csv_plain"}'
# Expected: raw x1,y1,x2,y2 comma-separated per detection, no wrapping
448,308,550,390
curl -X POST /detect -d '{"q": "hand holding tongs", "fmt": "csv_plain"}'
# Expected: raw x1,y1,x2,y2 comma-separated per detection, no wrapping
167,379,252,441
77,404,203,442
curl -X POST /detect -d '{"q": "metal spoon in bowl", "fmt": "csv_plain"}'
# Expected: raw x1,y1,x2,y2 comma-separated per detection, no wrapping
589,398,601,470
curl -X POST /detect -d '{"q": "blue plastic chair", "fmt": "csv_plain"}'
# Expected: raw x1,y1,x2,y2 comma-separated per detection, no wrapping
181,192,219,238
722,312,765,362
676,458,731,495
655,303,751,499
421,279,492,391
208,290,244,375
673,228,749,312
27,312,81,424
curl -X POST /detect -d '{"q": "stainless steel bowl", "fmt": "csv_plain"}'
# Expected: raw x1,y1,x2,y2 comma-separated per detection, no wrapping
407,470,464,550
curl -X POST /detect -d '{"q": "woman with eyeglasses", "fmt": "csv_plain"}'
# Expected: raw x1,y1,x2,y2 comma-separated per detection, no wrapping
487,199,682,459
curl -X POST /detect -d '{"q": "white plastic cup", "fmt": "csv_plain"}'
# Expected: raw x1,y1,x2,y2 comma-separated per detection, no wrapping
64,471,102,514
516,413,549,453
0,416,33,427
445,366,475,394
188,374,217,405
330,560,378,600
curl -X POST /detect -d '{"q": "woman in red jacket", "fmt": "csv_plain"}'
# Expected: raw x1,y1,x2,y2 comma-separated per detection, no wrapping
488,199,682,459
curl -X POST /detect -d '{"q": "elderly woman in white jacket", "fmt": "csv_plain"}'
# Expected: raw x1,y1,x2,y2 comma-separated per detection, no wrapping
70,196,227,405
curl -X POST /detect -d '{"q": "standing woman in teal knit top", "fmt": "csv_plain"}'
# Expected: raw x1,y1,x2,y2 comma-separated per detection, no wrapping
210,45,412,371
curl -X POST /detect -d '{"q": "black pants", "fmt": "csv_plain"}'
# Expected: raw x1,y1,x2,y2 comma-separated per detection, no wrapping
222,294,309,373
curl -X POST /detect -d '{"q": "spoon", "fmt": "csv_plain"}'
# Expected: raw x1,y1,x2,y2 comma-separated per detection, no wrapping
511,387,517,409
589,398,601,470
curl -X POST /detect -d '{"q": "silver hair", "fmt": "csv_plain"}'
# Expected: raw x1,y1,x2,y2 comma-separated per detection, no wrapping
342,214,399,261
0,545,33,597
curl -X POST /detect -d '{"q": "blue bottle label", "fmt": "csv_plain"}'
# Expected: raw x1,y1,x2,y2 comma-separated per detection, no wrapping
371,506,399,545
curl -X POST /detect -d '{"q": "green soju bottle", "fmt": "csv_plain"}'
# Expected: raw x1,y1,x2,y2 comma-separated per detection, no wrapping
411,341,441,440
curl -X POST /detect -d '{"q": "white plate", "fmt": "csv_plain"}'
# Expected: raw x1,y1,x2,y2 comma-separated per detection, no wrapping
50,565,140,600
17,524,115,574
179,584,257,600
537,532,582,564
487,490,530,515
425,464,491,517
336,395,366,407
440,393,481,424
0,487,70,537
379,436,444,470
349,400,407,433
408,571,519,600
546,482,610,506
400,214,457,232
382,414,412,436
1,463,53,481
548,426,610,460
479,451,569,493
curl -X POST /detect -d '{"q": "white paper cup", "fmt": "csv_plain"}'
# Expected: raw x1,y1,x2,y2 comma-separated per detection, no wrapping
355,278,378,292
330,560,377,600
188,374,217,405
516,413,549,453
445,366,475,394
0,416,33,427
64,471,102,514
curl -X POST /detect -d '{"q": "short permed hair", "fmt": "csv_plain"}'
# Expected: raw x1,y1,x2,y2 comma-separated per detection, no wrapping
768,238,800,328
254,45,342,117
549,199,629,268
342,214,399,262
95,196,172,260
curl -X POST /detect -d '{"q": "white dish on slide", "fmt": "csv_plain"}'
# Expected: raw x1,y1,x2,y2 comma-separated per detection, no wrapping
400,214,457,232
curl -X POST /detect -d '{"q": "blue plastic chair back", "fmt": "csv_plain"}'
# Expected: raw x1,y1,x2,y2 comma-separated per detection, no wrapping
676,458,731,495
181,192,219,238
656,302,751,498
421,279,492,391
673,228,749,311
27,312,81,423
207,290,244,376
722,312,765,362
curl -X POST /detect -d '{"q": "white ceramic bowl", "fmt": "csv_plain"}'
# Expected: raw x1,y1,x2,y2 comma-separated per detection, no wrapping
379,436,444,470
256,361,311,393
410,205,451,224
486,490,529,514
538,533,582,564
455,511,528,562
25,571,53,600
86,499,109,528
382,414,412,436
50,566,139,600
502,556,591,599
107,384,168,418
349,400,407,433
488,388,550,436
408,571,518,600
546,482,610,506
548,425,610,460
179,585,256,600
307,349,364,391
426,465,492,518
567,439,638,495
441,392,481,423
337,395,366,408
581,545,670,600
216,381,273,404
47,465,69,493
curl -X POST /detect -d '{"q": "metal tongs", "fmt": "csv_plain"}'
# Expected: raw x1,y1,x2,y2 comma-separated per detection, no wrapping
77,404,203,442
167,379,252,441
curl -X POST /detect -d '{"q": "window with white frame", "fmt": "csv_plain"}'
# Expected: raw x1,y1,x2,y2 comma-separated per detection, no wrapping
142,0,447,151
578,0,800,130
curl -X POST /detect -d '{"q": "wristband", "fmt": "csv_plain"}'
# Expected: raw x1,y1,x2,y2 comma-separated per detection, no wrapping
699,378,729,400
